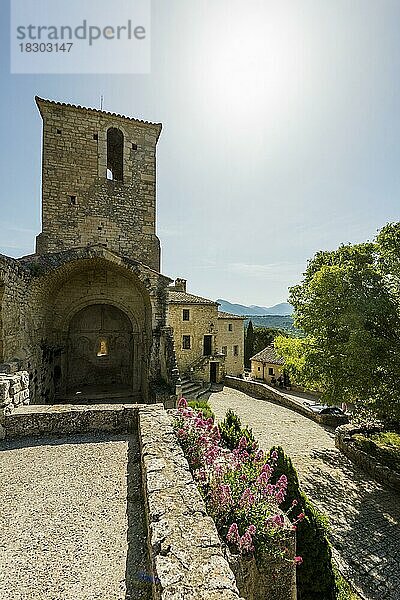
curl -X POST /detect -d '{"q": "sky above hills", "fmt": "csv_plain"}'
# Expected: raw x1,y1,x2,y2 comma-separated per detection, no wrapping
1,1,399,305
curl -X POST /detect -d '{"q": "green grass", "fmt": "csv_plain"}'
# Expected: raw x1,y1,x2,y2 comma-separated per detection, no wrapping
187,399,214,420
334,568,362,600
353,431,400,473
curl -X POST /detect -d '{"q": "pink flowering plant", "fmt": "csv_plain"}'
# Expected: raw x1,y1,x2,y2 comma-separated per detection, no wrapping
174,398,303,562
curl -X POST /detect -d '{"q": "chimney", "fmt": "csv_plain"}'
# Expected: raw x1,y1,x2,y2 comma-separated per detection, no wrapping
174,278,187,292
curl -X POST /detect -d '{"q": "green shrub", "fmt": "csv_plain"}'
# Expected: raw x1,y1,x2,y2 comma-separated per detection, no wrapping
269,446,336,600
187,399,214,420
219,409,256,452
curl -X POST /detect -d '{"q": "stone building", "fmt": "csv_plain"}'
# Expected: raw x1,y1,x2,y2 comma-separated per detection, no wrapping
0,97,178,405
167,278,244,388
250,344,284,384
0,97,245,406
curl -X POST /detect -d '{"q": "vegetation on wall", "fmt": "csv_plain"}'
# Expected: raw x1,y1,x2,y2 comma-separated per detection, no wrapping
173,400,301,562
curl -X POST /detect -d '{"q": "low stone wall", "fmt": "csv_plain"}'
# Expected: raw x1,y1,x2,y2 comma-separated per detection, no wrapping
1,403,244,600
139,406,243,600
335,424,400,493
225,377,348,428
0,370,30,439
2,403,137,439
227,535,297,600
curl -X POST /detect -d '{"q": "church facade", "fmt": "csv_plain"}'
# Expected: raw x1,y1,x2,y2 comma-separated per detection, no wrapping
0,98,243,405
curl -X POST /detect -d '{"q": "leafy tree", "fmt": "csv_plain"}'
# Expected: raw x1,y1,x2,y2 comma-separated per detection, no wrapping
251,327,288,356
277,223,400,421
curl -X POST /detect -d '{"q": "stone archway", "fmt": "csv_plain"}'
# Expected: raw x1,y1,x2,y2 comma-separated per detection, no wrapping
66,304,135,398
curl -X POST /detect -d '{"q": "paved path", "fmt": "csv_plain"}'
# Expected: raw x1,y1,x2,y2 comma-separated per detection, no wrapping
209,387,400,600
0,433,150,600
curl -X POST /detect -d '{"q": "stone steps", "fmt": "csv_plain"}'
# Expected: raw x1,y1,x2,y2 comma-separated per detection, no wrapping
180,378,204,399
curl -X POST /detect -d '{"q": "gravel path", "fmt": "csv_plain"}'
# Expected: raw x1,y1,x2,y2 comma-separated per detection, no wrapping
0,433,150,600
209,387,400,600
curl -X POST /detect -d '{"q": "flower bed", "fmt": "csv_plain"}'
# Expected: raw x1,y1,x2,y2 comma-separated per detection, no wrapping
173,398,299,600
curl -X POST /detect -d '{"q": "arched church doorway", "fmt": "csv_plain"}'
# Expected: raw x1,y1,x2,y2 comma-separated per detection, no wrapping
65,304,136,400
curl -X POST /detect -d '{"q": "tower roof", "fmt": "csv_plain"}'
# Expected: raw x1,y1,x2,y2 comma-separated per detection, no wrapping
35,96,162,139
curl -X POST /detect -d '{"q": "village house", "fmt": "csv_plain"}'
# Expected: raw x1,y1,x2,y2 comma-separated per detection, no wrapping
250,344,284,384
167,278,245,395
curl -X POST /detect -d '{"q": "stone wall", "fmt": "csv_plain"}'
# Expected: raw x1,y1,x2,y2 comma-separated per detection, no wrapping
168,302,218,375
225,376,348,428
1,403,243,599
335,424,400,492
0,370,30,439
217,316,245,377
35,98,162,272
227,539,297,600
0,247,175,405
139,406,244,599
1,401,299,599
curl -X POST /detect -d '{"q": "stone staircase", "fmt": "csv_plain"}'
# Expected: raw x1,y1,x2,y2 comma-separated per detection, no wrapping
180,377,204,400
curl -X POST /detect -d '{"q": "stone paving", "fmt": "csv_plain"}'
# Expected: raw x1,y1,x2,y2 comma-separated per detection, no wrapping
209,387,400,600
0,433,150,600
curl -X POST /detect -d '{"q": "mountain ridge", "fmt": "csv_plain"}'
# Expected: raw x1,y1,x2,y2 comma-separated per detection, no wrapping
216,299,294,316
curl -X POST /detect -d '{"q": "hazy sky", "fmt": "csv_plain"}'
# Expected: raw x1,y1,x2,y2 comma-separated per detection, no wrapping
1,0,399,305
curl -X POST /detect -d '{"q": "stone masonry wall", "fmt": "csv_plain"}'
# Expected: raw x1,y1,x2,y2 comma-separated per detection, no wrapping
225,376,348,428
167,302,219,375
217,317,245,377
2,403,244,599
35,98,162,271
336,424,400,492
0,370,30,439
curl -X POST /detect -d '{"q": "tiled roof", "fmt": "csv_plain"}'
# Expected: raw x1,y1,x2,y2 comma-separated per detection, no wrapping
168,290,218,305
217,311,246,320
250,345,284,365
35,96,162,131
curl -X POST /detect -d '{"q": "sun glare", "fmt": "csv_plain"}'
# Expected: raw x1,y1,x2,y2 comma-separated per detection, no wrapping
190,3,313,128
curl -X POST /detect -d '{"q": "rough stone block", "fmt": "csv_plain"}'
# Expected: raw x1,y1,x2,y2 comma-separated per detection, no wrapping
0,362,20,375
0,380,10,402
20,372,30,390
10,383,22,395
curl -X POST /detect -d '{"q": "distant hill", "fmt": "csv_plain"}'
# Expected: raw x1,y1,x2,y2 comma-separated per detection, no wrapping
243,315,301,335
216,299,294,316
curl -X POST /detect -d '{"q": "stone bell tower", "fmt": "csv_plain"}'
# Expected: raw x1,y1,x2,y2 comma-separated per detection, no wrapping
35,97,162,271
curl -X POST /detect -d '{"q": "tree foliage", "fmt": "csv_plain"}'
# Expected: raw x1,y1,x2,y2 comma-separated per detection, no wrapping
244,320,255,368
277,223,400,421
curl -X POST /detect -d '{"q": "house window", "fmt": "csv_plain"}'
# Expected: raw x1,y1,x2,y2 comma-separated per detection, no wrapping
228,323,233,331
233,345,239,356
222,346,227,355
97,338,108,357
107,127,124,181
268,367,274,376
69,195,77,206
182,335,191,350
183,309,190,321
258,367,261,372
